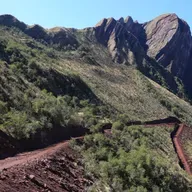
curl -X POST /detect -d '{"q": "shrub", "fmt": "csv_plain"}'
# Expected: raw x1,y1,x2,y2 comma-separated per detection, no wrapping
81,125,192,191
112,121,124,131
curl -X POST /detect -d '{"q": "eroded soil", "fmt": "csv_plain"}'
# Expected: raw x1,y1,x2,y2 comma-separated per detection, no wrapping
0,117,191,192
0,139,90,192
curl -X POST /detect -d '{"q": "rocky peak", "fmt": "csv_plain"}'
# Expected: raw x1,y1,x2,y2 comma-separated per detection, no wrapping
144,13,192,78
95,17,117,46
95,14,192,83
124,16,134,27
94,13,192,95
118,17,125,24
95,17,144,64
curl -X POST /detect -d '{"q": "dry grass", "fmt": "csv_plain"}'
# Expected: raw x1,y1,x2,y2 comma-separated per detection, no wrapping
49,58,177,121
46,53,192,124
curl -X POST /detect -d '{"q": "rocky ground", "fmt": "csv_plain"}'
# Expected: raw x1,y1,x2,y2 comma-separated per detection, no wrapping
0,119,191,192
0,139,91,192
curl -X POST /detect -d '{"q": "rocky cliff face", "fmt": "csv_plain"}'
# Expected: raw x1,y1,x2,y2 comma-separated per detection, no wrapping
95,14,192,74
144,14,192,78
95,17,145,65
0,14,192,95
94,13,192,95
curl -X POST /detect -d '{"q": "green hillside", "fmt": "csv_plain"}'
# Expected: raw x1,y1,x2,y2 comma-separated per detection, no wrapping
0,16,192,191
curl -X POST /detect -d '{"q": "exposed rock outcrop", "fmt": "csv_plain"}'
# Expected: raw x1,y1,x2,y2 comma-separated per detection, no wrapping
0,14,192,96
94,14,192,96
95,17,145,65
95,14,192,76
144,14,192,78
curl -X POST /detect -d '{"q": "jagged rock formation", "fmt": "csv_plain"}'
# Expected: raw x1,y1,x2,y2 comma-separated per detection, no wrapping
0,13,191,95
143,14,192,95
95,17,145,64
94,14,192,96
144,14,192,78
95,14,192,74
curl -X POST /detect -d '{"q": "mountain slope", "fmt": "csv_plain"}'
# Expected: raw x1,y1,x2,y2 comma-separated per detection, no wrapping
0,14,191,138
0,13,192,191
0,14,191,97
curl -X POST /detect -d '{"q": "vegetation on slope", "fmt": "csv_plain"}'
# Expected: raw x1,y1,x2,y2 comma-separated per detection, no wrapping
0,26,113,148
0,17,192,191
78,124,192,192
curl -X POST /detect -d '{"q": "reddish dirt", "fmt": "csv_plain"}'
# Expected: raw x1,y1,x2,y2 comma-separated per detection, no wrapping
0,136,91,192
0,118,192,192
173,124,191,174
174,124,192,174
105,123,192,175
141,123,192,175
0,137,83,171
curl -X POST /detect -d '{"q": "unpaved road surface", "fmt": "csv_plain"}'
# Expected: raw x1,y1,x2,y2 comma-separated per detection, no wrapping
0,139,70,171
0,121,191,191
0,136,89,192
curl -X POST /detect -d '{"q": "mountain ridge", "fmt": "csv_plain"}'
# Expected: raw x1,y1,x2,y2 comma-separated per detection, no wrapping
95,14,192,97
0,13,191,97
0,12,192,191
0,13,191,123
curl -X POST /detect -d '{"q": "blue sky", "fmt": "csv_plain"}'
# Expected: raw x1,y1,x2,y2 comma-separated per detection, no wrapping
0,0,191,29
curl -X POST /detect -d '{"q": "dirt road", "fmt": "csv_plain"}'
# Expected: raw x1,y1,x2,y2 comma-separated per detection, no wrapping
0,136,87,192
0,120,191,191
0,136,84,171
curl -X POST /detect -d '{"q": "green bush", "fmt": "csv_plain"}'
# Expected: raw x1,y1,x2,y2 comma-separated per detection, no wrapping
82,125,192,191
112,121,124,131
